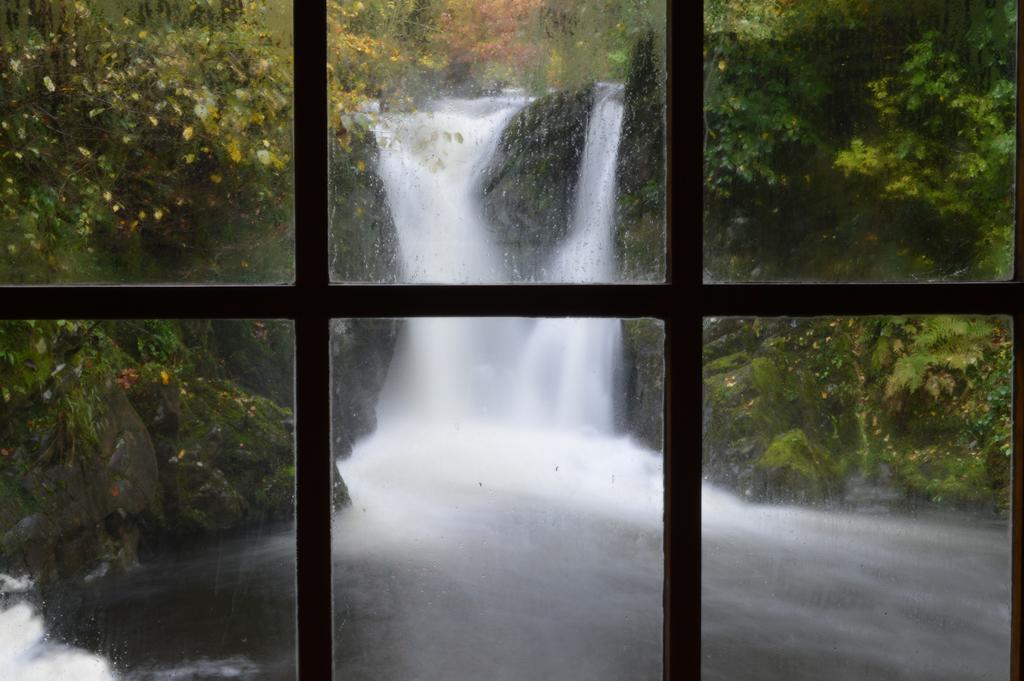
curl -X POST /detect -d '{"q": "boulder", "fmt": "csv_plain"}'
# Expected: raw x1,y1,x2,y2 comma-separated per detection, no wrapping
329,126,399,282
481,86,594,279
615,32,666,282
620,319,665,451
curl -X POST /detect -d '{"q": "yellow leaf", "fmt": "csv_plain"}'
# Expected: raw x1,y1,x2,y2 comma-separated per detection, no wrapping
177,449,186,460
148,116,159,127
210,174,222,184
356,160,365,172
43,76,55,92
154,209,164,221
227,139,242,163
160,370,170,385
182,126,194,141
77,146,92,158
138,30,148,39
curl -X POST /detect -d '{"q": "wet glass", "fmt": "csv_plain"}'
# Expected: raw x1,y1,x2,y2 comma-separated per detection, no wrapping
328,0,667,283
0,320,296,680
0,1,294,283
702,316,1013,680
703,1,1017,281
331,316,665,679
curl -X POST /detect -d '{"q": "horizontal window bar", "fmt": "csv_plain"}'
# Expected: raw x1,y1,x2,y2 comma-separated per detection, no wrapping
702,282,1024,316
0,285,676,319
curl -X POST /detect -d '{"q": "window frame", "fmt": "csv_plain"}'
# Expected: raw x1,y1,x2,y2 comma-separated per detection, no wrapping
693,2,1024,680
0,2,682,679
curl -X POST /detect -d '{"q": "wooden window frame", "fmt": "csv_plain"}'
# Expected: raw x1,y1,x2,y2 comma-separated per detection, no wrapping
691,3,1024,681
10,1,1021,679
0,2,684,679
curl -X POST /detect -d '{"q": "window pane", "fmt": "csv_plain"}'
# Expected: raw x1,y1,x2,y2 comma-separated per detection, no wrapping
0,320,296,680
0,3,294,283
332,316,665,679
328,1,667,283
703,2,1016,281
702,316,1012,679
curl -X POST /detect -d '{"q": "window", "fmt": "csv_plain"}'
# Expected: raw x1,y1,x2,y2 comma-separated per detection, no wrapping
0,2,674,681
699,2,1024,679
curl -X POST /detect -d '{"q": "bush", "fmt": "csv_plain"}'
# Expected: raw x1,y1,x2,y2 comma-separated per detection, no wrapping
0,0,294,282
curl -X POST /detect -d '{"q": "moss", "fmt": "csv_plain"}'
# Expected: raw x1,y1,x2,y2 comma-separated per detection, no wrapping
756,429,839,502
481,86,594,278
704,351,750,376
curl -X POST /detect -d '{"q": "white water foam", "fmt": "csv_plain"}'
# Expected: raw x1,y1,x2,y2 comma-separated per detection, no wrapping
0,575,117,681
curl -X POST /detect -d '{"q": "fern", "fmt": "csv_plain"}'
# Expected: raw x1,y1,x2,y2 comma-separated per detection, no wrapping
884,316,995,399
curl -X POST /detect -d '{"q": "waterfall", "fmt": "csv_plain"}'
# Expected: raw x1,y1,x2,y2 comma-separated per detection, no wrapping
550,83,624,283
337,85,662,681
367,86,630,434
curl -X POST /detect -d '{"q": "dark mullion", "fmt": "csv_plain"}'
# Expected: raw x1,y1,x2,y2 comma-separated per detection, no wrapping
0,284,675,319
701,282,1024,317
294,314,334,681
292,0,330,677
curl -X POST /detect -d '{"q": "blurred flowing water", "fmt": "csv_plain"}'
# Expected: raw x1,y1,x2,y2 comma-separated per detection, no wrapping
1,525,297,681
334,85,665,681
702,484,1011,681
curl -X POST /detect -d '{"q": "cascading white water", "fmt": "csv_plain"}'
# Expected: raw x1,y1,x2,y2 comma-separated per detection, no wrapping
366,86,632,435
336,87,662,681
0,576,116,681
550,83,624,283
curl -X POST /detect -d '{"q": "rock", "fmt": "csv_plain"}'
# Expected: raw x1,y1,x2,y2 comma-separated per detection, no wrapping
329,127,399,282
331,318,400,458
158,379,295,535
0,388,159,584
481,86,594,279
208,320,295,408
615,32,666,281
620,319,665,451
101,388,160,515
333,472,351,510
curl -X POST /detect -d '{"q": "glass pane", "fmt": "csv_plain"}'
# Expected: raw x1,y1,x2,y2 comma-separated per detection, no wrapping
702,316,1012,679
0,3,294,283
328,1,667,284
332,317,665,678
0,320,296,680
704,2,1016,281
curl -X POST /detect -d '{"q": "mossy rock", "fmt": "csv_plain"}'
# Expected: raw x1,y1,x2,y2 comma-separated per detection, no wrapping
620,319,665,451
615,32,666,282
159,379,294,535
329,126,399,283
481,86,594,279
331,319,400,459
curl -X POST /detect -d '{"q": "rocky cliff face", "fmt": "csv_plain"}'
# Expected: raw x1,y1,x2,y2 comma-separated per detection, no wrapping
330,318,401,509
620,319,665,452
329,125,400,283
480,87,594,280
615,32,667,282
0,321,295,587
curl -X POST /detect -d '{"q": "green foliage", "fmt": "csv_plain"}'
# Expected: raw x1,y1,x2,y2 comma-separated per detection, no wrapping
1,0,294,283
703,316,1012,512
704,0,1015,280
757,428,840,500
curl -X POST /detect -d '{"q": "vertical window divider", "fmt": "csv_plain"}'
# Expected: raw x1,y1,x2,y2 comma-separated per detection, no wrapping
294,0,332,678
